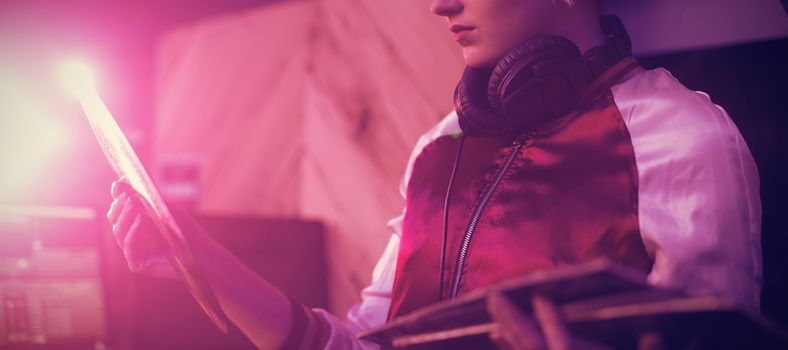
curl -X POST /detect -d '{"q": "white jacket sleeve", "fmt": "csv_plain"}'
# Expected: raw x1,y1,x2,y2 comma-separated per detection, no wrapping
613,68,763,309
287,113,461,349
280,216,400,350
312,231,400,350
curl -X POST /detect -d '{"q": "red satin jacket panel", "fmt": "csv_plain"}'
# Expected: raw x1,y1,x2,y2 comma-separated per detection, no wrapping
388,93,653,321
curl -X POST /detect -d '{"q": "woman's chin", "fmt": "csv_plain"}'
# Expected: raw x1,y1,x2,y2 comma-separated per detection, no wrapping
462,47,500,69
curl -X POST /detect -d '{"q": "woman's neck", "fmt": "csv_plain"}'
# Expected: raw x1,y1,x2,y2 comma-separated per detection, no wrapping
545,4,605,53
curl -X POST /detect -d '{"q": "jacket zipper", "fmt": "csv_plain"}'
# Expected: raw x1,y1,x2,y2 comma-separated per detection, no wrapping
447,133,529,299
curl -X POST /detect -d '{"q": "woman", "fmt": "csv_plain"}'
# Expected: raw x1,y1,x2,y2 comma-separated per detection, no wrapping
107,0,761,349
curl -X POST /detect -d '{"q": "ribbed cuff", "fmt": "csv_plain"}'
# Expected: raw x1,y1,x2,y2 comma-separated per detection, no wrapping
278,295,329,350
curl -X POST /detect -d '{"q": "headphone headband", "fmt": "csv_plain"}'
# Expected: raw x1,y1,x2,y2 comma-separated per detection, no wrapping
455,15,635,136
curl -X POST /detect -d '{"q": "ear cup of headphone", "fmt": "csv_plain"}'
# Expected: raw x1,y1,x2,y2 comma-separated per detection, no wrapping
487,35,576,111
454,15,633,136
454,66,514,135
487,35,593,131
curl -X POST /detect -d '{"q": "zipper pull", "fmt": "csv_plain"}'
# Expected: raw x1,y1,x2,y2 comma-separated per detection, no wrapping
513,132,532,147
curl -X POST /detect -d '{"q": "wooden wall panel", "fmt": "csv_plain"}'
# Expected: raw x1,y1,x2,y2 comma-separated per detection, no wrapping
154,1,317,216
301,0,465,315
154,0,465,316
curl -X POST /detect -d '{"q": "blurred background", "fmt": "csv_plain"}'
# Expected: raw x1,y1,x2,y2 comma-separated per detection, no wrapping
0,0,786,349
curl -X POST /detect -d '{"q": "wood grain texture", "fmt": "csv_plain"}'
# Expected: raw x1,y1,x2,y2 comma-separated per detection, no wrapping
153,0,465,316
155,1,317,217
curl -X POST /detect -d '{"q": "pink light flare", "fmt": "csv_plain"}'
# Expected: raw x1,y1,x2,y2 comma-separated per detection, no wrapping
0,64,73,202
56,58,229,333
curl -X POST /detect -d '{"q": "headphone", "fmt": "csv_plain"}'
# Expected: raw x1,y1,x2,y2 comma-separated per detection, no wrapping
454,15,633,136
438,16,635,300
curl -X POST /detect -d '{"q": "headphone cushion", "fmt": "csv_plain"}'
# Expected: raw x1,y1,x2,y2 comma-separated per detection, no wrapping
454,66,512,135
487,35,581,113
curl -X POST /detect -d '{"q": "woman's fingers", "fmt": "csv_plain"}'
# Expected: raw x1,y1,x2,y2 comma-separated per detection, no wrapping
637,332,667,350
531,295,612,350
123,215,148,272
486,293,612,350
106,179,169,275
106,193,128,224
110,178,133,199
112,195,143,245
489,325,516,350
110,195,160,273
487,293,546,350
532,295,571,350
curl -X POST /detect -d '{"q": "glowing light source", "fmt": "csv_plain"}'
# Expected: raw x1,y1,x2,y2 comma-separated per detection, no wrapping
0,66,71,200
59,57,229,333
57,59,97,98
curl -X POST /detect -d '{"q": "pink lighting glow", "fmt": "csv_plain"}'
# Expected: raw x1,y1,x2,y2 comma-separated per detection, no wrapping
0,70,72,201
60,57,229,333
57,58,98,99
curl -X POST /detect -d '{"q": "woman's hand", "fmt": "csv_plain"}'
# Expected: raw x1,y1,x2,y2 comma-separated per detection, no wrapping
107,179,298,349
487,294,667,350
106,179,175,278
487,293,612,350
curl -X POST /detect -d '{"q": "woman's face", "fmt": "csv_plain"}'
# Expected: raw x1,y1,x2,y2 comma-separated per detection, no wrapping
431,0,559,68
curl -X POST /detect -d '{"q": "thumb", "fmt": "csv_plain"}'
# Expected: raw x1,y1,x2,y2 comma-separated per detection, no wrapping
487,293,545,350
111,177,134,198
532,294,571,350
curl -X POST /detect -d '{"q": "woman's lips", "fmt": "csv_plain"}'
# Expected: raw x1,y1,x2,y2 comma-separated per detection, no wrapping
450,24,475,44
